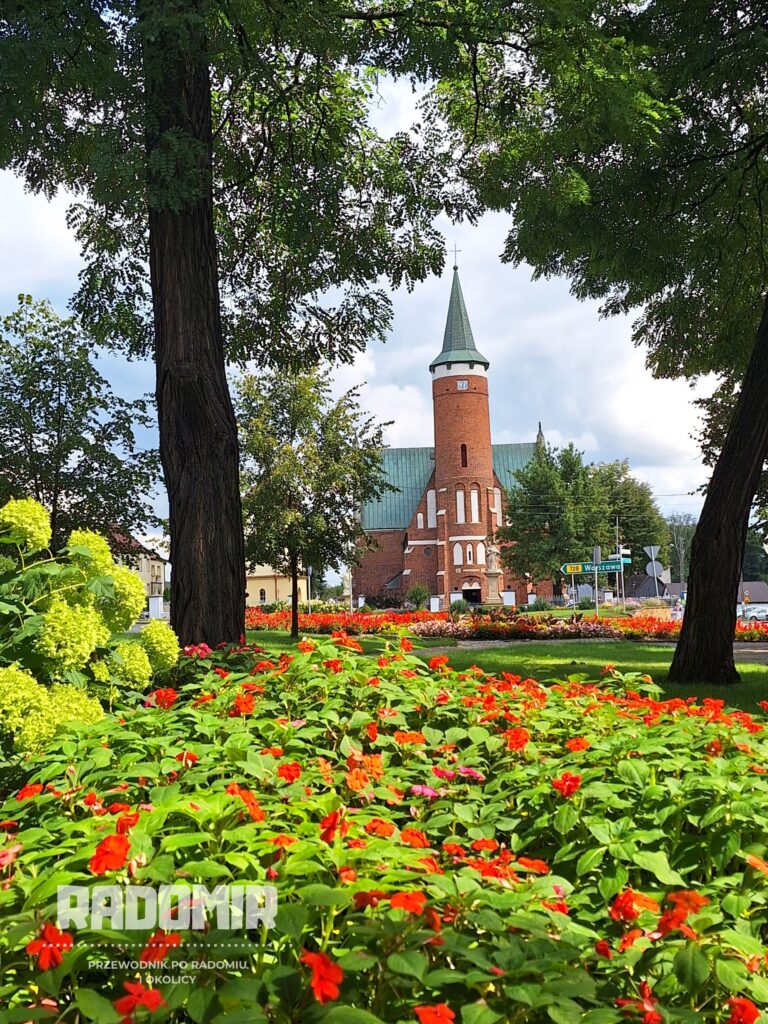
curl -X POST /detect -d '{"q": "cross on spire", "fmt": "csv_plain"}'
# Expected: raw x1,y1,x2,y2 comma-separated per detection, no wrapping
452,244,461,269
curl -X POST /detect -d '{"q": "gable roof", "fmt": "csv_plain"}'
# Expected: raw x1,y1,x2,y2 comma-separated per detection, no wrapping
360,442,536,531
429,268,490,370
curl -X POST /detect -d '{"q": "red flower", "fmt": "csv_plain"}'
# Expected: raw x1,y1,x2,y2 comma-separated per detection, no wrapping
552,772,581,798
107,802,131,814
16,783,43,801
89,834,130,875
338,866,357,884
262,746,283,757
230,692,254,717
323,659,344,674
746,853,768,875
26,922,73,970
116,812,140,835
145,688,178,709
140,930,182,964
365,818,395,837
113,980,166,1017
390,891,427,914
616,980,662,1024
366,722,378,742
320,809,348,844
541,899,569,914
401,827,430,848
594,939,613,960
516,856,549,874
175,751,199,766
610,889,659,923
618,928,644,952
354,890,388,909
297,638,315,652
300,949,343,1004
726,997,761,1024
429,655,450,670
400,637,413,652
415,1005,455,1024
277,761,302,783
504,726,530,751
470,838,498,852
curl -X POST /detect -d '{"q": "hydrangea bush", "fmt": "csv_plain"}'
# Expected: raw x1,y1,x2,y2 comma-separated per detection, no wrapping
1,636,768,1021
0,497,180,755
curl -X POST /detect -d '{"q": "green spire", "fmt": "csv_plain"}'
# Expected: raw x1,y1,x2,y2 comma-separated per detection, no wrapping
429,266,490,371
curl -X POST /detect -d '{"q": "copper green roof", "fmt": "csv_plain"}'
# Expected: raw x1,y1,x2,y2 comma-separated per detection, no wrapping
430,267,490,370
361,442,536,530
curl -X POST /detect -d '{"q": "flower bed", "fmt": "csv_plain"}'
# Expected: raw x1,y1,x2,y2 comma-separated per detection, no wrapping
2,639,768,1021
410,613,768,643
245,608,448,634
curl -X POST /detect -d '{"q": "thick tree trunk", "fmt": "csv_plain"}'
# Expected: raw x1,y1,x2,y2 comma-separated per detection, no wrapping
140,2,244,646
290,553,300,639
669,294,768,685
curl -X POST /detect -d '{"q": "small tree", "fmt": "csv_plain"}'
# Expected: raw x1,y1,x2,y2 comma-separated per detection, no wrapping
405,584,430,610
667,514,697,584
0,296,160,550
237,369,392,638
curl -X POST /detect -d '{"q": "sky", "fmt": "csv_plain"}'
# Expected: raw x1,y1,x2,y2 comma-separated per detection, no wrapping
0,78,714,551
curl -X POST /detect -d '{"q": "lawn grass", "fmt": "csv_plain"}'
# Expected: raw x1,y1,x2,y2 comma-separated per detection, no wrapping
246,629,454,656
437,640,768,714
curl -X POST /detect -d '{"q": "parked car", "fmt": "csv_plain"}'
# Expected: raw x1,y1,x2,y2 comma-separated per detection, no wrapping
742,606,768,621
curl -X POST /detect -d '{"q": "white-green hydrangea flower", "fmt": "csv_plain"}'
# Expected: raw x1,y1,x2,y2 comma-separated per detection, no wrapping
67,529,114,574
109,642,153,689
0,665,49,739
0,497,51,552
0,667,102,755
139,620,180,674
35,597,109,672
100,565,147,632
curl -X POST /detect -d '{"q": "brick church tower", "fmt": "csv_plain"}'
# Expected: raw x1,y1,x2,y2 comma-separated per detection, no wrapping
430,264,500,605
352,264,551,608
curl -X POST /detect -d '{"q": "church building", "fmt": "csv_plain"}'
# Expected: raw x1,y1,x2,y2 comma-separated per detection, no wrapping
353,266,555,608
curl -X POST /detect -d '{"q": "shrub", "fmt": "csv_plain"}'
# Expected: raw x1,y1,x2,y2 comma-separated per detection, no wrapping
404,583,430,609
2,641,768,1020
139,619,181,674
529,597,553,611
0,665,103,755
578,596,595,610
450,598,471,615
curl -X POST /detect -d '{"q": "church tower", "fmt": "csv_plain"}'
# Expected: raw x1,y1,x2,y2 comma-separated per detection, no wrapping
430,265,499,605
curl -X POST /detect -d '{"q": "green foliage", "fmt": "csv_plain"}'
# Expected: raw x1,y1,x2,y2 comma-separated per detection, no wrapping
530,597,553,611
594,461,668,574
237,368,393,633
108,642,153,690
0,296,160,548
499,443,612,588
578,596,596,610
2,639,768,1018
450,598,471,615
404,583,430,610
140,619,181,674
667,513,697,584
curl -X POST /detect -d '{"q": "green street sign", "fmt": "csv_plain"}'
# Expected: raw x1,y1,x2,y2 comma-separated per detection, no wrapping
561,560,622,574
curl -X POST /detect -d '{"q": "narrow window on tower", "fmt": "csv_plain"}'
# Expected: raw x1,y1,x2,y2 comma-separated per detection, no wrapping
466,544,474,564
477,542,486,564
417,512,424,529
493,487,503,526
470,487,480,523
456,487,465,524
427,489,437,528
460,443,467,468
453,542,463,566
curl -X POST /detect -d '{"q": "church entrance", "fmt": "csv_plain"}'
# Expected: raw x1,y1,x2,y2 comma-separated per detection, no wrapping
462,581,482,605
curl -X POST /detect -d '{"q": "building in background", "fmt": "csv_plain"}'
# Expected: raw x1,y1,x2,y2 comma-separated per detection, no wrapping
109,528,168,617
353,265,552,608
246,566,307,607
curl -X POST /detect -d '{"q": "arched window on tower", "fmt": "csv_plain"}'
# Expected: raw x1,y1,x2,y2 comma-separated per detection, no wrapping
453,542,463,566
259,588,266,604
427,489,437,528
417,512,424,530
460,443,467,468
494,487,503,526
476,542,486,564
466,544,474,564
456,487,465,524
470,487,480,523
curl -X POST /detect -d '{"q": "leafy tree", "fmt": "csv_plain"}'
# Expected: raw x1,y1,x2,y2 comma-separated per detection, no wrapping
436,1,768,683
237,369,392,638
0,296,159,550
594,462,668,576
499,444,612,595
667,513,697,584
742,529,768,585
404,583,429,610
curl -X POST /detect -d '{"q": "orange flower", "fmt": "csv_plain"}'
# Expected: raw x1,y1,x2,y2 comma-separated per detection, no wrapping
552,772,581,798
618,928,644,952
26,922,73,970
565,737,590,752
401,827,430,848
429,655,450,670
504,727,530,752
415,1005,455,1024
139,930,181,965
89,834,130,876
317,757,334,784
365,818,395,838
400,637,413,652
726,996,761,1024
517,856,549,874
230,692,254,717
394,730,426,746
746,853,768,875
610,889,659,923
175,751,199,766
470,838,498,852
338,866,357,884
390,891,427,914
297,639,315,652
277,762,302,783
345,768,370,792
363,753,384,779
323,659,344,674
300,949,343,1004
116,812,140,835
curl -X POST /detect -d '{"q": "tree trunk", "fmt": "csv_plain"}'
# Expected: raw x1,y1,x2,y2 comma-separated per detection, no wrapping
669,294,768,685
139,1,244,647
290,553,300,639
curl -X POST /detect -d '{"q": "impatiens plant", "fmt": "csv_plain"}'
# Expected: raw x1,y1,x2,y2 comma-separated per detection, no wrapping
0,497,180,756
1,636,768,1020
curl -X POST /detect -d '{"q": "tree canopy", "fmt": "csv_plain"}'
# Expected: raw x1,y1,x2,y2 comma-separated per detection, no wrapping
0,295,159,551
237,368,391,636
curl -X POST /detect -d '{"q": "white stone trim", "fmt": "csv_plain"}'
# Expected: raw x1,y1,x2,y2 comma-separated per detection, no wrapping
449,535,487,542
408,540,439,546
431,363,488,380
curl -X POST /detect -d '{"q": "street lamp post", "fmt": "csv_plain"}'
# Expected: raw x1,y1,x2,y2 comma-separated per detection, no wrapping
307,565,312,614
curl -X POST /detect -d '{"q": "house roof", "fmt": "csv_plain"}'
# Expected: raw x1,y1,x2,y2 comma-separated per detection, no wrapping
109,527,168,563
360,442,537,531
429,267,490,370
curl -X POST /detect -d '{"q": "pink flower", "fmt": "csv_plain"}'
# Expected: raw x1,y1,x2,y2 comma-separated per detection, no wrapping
0,843,22,869
432,767,456,780
411,785,439,799
457,766,486,781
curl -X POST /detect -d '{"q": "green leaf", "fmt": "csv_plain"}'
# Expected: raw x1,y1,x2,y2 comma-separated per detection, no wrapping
386,950,428,981
553,802,578,834
576,847,605,875
616,760,649,788
673,944,710,992
321,1008,385,1024
187,988,217,1023
74,990,120,1023
461,1005,504,1024
274,904,309,939
716,957,749,991
632,849,685,885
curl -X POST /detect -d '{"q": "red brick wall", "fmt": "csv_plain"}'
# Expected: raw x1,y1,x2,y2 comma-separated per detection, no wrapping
352,530,406,602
